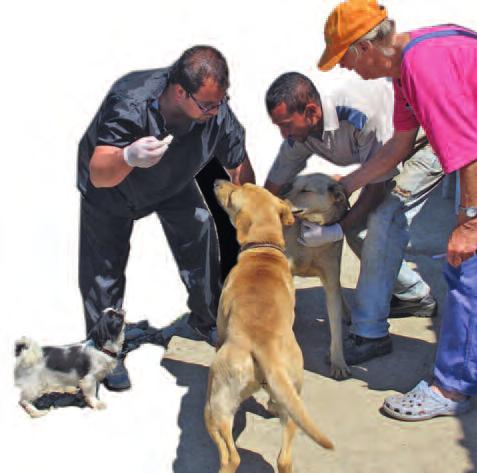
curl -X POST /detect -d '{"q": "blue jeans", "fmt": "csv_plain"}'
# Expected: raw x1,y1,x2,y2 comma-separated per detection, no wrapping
434,254,477,397
346,147,444,338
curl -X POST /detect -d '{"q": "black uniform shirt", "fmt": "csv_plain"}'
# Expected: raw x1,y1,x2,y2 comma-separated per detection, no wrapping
77,68,246,217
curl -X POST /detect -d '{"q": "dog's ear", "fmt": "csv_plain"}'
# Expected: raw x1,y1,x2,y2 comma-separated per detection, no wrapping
279,199,295,226
235,212,252,243
88,311,124,348
328,182,350,209
214,180,239,214
222,188,234,211
15,339,29,357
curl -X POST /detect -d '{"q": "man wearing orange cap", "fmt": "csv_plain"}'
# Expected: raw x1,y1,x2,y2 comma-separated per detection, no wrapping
318,0,477,420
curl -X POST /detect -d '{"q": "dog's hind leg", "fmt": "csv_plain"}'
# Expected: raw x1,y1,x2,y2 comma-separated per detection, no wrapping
19,400,48,418
204,410,239,473
277,415,298,473
19,385,49,418
266,355,301,472
205,344,258,473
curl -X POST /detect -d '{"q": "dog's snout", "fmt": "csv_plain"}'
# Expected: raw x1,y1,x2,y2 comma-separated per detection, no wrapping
103,307,125,319
214,179,228,189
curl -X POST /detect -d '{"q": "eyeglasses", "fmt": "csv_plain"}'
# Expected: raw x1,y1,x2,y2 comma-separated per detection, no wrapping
187,91,229,113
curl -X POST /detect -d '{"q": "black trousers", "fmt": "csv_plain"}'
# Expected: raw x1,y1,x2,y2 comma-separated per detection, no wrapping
196,158,240,281
79,180,221,334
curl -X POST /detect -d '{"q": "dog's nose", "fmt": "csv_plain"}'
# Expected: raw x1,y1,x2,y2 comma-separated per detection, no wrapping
214,179,227,189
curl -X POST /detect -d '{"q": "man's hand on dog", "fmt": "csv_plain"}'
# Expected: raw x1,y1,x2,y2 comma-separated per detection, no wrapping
298,221,344,247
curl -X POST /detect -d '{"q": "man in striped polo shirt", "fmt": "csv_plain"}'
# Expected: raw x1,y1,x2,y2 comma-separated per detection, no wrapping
264,72,443,366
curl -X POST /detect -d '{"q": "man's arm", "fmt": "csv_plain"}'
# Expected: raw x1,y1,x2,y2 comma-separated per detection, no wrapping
225,154,255,185
90,135,172,187
264,179,282,196
263,140,312,196
447,160,477,267
341,128,419,195
89,145,132,188
339,182,387,233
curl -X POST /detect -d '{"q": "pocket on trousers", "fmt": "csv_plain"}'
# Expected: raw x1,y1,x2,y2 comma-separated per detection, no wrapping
445,254,477,297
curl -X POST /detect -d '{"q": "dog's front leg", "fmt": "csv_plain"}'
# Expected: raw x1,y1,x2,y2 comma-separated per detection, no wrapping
79,376,106,410
323,281,351,380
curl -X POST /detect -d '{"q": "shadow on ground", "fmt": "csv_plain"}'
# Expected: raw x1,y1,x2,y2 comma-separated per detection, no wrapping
160,189,477,472
296,284,477,473
161,358,275,473
294,286,436,392
161,280,476,472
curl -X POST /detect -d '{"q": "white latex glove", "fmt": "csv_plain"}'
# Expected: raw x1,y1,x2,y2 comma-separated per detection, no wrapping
298,221,344,247
123,135,173,168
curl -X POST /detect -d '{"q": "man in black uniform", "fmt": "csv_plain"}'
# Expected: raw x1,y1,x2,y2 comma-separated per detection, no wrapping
77,45,255,390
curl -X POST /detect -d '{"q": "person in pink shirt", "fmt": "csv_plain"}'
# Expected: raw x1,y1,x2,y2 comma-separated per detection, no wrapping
318,0,477,421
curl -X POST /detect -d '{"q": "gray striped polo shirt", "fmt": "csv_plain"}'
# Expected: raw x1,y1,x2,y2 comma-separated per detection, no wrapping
266,78,398,186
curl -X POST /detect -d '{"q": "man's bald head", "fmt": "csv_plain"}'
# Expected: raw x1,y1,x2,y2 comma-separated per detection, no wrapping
169,45,229,94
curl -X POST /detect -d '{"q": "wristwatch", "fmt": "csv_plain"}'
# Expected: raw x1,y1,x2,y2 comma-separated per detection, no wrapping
459,206,477,218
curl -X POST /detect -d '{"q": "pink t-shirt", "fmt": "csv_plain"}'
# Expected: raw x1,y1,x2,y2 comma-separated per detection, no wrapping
393,25,477,174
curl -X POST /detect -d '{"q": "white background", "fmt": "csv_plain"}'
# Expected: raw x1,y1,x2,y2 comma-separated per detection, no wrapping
1,1,476,472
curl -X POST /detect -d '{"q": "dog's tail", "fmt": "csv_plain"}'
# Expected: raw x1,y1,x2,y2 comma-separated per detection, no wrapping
253,346,334,450
14,337,43,369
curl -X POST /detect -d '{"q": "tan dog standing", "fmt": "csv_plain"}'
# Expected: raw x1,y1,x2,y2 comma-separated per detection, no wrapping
283,173,350,379
205,181,333,473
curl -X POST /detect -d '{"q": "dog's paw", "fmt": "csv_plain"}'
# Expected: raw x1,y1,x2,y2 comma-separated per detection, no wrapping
20,401,49,418
330,363,351,380
93,400,107,410
84,397,107,410
29,409,49,418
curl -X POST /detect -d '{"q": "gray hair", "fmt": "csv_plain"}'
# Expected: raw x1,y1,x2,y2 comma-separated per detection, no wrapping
350,18,396,57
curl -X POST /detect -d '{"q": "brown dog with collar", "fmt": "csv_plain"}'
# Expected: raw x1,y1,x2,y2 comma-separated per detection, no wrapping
205,181,333,473
282,173,350,379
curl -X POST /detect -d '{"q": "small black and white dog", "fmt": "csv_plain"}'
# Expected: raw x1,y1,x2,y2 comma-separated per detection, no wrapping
14,307,126,418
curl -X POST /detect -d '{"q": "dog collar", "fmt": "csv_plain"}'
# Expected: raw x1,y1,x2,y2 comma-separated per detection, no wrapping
100,348,118,359
240,242,286,255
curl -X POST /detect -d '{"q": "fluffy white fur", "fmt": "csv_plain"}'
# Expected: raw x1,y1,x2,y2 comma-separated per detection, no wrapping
14,307,126,418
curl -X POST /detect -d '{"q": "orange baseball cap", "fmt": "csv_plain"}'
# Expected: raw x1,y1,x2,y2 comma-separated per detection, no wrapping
318,0,388,71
